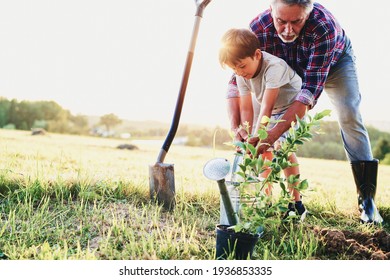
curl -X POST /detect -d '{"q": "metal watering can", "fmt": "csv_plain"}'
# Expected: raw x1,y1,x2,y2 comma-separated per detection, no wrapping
203,155,243,225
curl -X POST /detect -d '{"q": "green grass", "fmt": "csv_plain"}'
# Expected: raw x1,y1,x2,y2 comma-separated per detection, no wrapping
0,129,389,260
0,177,218,260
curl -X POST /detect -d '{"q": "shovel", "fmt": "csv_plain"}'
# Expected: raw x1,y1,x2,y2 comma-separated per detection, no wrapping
149,0,211,210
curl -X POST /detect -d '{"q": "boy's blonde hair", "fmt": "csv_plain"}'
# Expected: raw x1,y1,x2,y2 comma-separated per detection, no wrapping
219,28,260,68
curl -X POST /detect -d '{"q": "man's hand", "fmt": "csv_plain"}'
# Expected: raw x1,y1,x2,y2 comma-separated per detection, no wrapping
255,129,278,155
255,101,309,155
248,136,259,147
246,135,273,157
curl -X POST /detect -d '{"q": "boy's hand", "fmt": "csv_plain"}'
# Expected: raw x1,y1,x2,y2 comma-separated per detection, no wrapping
234,127,248,142
233,128,248,152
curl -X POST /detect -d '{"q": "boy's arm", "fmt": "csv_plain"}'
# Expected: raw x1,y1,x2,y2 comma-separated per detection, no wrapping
227,97,246,142
227,97,240,131
254,88,279,132
226,74,252,142
238,94,253,141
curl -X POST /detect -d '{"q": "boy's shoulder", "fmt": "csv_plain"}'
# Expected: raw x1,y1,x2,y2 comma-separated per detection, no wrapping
261,51,294,78
262,51,288,67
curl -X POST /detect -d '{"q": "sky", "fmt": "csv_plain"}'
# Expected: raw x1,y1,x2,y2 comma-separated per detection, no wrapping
0,0,389,129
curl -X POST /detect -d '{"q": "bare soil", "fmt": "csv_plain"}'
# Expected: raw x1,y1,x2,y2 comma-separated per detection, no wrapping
313,226,390,260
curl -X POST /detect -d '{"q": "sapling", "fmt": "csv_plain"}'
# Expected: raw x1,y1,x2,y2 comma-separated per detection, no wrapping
228,110,331,235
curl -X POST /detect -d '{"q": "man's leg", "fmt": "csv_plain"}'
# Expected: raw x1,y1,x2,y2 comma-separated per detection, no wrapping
325,44,382,223
325,51,372,162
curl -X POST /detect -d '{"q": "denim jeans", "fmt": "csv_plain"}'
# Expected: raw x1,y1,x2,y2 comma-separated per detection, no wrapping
324,37,373,162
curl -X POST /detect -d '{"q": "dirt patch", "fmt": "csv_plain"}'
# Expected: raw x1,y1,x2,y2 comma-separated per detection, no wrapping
313,226,390,260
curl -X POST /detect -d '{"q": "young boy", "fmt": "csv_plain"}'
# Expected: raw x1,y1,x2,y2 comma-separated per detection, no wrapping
219,28,307,220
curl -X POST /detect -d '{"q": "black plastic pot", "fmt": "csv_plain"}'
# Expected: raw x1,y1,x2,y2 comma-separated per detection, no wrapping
215,224,261,260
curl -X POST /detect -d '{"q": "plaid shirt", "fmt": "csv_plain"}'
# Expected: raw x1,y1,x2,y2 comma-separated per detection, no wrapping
228,3,346,108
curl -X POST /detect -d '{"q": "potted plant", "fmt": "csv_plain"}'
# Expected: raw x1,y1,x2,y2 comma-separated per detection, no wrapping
216,110,331,260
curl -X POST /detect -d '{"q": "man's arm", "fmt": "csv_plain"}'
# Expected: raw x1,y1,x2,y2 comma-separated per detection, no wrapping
297,21,343,107
256,100,308,154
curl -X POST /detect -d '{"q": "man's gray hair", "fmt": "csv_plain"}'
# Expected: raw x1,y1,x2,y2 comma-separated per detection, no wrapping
271,0,313,12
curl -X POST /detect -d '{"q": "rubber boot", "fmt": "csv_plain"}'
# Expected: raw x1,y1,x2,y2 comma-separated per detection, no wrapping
351,159,383,224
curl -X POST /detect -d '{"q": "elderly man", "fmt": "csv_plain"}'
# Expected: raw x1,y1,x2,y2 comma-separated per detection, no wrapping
227,0,383,224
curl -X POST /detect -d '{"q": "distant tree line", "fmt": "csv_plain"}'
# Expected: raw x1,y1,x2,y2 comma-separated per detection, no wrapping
0,97,123,136
1,97,390,164
0,97,90,134
182,121,390,165
179,125,232,149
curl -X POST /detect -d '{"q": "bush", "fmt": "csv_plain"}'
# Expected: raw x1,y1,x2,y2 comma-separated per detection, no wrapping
2,123,16,130
297,141,346,160
381,153,390,165
373,137,390,160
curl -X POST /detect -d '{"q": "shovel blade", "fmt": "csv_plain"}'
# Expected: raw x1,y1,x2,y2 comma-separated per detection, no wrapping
149,163,176,210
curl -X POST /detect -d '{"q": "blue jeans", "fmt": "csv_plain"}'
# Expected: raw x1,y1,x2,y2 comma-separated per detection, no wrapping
324,37,373,162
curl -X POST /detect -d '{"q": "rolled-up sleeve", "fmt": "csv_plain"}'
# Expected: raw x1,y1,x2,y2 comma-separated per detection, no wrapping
296,88,315,108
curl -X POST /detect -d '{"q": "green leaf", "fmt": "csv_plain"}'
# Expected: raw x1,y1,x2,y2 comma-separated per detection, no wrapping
260,115,270,125
279,182,287,193
257,129,268,140
244,157,252,166
256,157,265,171
297,116,306,128
280,160,289,170
238,163,246,173
246,175,260,183
302,132,313,138
315,109,332,120
287,174,298,184
234,141,246,151
223,141,235,147
271,118,285,124
247,143,257,157
297,179,309,191
236,171,246,179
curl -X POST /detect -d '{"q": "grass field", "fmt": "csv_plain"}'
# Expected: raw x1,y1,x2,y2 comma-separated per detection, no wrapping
0,129,389,260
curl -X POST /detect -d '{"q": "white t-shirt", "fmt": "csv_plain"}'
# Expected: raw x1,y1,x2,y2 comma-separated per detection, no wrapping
237,51,302,115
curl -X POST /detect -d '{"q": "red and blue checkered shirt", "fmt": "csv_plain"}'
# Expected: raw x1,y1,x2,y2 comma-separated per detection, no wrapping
227,3,346,108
